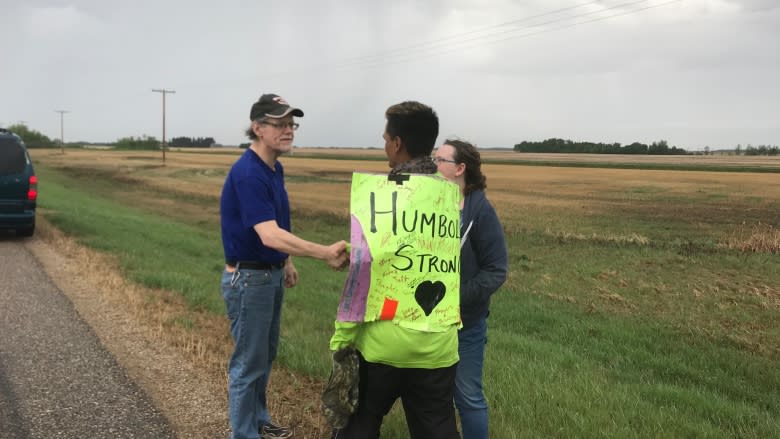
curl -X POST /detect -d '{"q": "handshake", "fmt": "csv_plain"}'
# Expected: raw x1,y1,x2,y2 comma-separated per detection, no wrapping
324,240,350,270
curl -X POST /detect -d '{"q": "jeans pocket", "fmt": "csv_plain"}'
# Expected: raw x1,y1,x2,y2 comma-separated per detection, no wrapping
221,272,240,320
242,270,272,287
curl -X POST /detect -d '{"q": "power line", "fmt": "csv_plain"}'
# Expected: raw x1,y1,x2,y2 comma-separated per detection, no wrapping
178,0,665,89
152,89,175,164
337,0,613,68
54,110,69,154
345,0,681,70
227,0,675,86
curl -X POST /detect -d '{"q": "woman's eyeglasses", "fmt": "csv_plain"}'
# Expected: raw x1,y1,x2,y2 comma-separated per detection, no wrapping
432,157,457,164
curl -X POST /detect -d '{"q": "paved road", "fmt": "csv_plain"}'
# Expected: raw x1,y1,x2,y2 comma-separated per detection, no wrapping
0,237,174,439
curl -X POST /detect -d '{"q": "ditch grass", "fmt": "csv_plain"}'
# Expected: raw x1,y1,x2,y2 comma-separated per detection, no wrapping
39,166,226,313
488,292,778,437
35,163,780,438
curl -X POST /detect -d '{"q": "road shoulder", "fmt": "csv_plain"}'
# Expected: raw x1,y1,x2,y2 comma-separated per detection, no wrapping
25,219,230,438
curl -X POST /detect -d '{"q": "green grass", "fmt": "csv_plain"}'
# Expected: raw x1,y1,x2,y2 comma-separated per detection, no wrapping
35,163,780,437
40,167,226,312
486,297,778,438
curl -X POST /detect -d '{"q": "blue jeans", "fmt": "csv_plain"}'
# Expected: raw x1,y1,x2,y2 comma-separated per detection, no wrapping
455,318,488,439
221,267,285,439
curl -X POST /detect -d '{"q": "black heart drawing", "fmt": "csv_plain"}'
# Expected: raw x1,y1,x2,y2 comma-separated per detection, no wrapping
414,281,446,316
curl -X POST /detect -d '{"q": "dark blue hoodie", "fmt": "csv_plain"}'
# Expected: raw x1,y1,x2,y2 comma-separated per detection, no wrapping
459,190,509,328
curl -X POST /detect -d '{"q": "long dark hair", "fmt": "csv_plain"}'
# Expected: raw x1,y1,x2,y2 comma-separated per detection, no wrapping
444,139,486,195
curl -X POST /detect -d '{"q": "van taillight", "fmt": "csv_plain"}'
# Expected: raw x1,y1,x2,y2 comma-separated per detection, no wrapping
28,175,38,201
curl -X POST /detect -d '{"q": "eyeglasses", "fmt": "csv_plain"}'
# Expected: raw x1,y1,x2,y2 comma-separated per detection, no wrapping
261,121,299,130
432,157,457,165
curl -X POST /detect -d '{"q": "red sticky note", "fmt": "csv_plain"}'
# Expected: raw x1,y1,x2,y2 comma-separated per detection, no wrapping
379,298,399,320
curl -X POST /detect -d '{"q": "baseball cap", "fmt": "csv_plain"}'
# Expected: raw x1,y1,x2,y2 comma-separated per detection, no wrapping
249,94,304,120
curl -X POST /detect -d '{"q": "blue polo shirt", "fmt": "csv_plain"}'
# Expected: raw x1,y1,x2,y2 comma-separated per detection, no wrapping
220,148,291,265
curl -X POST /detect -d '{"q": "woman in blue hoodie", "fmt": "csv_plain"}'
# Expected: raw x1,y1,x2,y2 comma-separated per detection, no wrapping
434,139,509,439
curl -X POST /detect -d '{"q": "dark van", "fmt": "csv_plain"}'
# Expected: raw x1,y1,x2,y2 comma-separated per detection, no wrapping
0,128,37,237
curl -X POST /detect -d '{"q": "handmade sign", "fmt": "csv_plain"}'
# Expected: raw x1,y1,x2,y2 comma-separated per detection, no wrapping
336,172,461,332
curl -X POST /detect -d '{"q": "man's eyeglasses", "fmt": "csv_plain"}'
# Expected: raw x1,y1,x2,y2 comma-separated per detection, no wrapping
432,157,457,165
261,121,300,131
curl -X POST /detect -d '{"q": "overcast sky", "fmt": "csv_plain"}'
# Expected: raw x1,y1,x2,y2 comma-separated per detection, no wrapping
2,0,778,150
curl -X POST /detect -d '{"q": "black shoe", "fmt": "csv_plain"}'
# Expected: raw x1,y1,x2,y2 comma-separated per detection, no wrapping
260,422,293,439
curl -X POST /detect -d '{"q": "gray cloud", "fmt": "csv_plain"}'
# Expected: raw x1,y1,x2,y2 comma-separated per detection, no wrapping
1,0,778,150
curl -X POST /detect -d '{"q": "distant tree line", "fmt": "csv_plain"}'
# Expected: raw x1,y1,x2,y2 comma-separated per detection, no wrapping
514,138,688,155
734,144,779,156
5,124,55,147
169,136,216,148
114,135,159,150
7,122,774,156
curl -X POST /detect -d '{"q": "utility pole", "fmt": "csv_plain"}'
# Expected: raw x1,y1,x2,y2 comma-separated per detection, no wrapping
152,88,175,163
54,110,69,154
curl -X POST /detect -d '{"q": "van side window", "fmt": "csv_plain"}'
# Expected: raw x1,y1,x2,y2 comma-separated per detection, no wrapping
0,139,27,175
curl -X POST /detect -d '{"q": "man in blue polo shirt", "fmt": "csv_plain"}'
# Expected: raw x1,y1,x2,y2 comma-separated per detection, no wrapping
220,93,348,439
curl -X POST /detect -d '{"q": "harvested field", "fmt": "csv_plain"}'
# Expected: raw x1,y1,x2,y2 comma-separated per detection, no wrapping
35,148,780,224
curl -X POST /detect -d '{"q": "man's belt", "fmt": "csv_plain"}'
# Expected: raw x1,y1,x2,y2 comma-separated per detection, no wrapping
226,260,285,270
